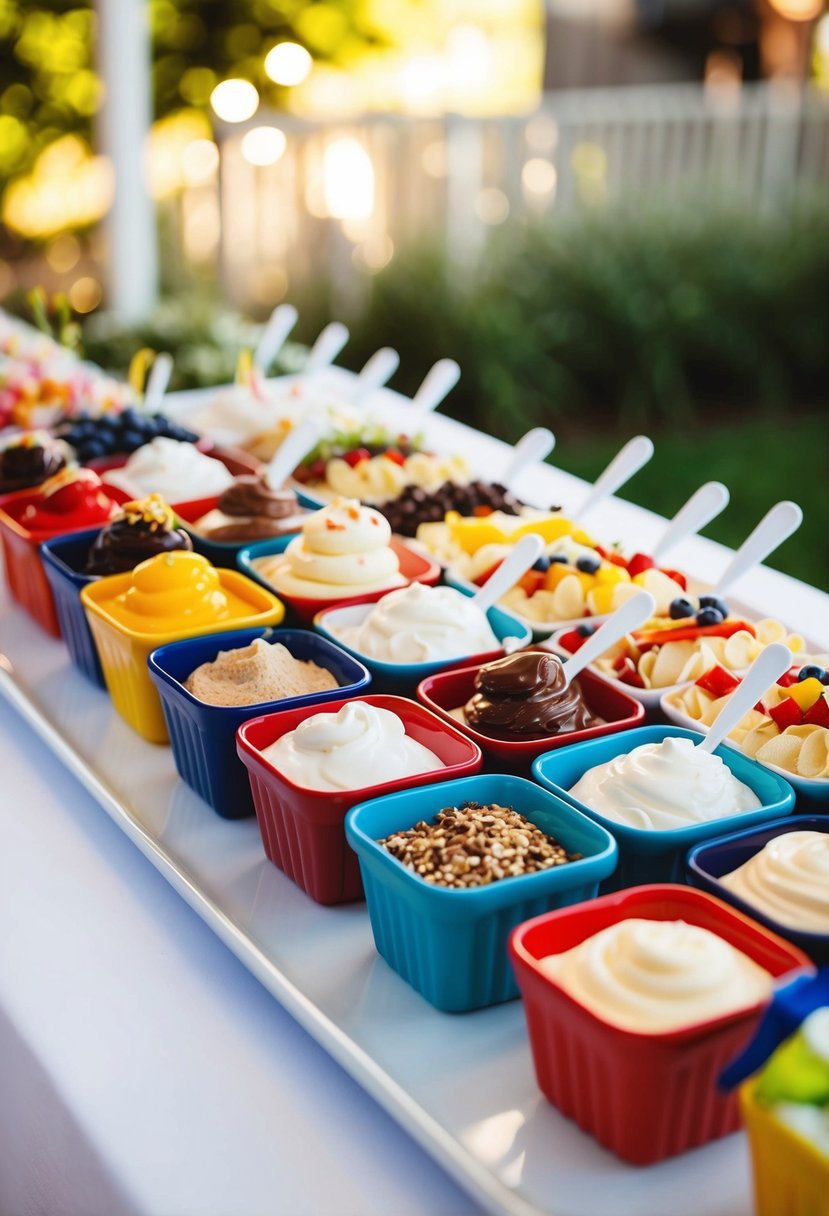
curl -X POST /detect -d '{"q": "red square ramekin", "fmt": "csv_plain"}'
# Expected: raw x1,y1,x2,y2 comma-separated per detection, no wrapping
508,884,812,1165
416,655,645,776
0,483,131,636
236,693,482,905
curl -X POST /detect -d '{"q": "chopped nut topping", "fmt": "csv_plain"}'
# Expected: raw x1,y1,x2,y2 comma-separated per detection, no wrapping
379,801,581,890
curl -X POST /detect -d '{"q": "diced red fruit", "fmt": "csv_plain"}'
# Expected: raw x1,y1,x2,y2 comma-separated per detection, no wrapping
344,447,372,467
768,698,804,730
472,562,500,588
659,567,687,591
559,629,587,653
803,695,829,728
632,619,756,651
627,553,655,578
778,670,800,688
608,553,629,568
594,544,609,559
472,505,494,517
517,570,546,596
695,665,741,698
613,653,632,673
615,657,646,688
382,448,406,465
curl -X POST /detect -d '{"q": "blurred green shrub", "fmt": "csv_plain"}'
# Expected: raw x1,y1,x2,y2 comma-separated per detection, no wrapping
329,203,829,440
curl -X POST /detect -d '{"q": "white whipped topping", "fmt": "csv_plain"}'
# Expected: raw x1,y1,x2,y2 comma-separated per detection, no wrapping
260,700,441,792
185,383,362,448
106,437,233,503
721,832,829,934
254,497,405,599
337,583,500,663
569,736,761,831
540,918,773,1033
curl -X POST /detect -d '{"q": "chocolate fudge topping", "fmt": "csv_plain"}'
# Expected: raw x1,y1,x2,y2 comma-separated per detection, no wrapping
463,651,599,741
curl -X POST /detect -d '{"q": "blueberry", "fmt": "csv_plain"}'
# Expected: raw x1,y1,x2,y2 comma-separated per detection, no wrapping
697,607,725,627
798,664,826,683
577,623,597,637
119,407,141,429
532,556,551,572
549,554,569,564
120,429,146,452
669,597,696,620
82,440,106,460
576,555,601,574
699,594,729,618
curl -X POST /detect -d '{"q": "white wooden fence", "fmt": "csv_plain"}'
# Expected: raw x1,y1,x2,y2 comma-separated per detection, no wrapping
200,82,829,315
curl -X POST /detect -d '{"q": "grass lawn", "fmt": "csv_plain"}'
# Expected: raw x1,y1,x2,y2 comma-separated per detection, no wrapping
542,411,827,592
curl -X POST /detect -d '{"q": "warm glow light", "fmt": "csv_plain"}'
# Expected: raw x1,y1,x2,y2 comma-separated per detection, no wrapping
323,138,374,220
399,55,445,111
522,157,557,195
816,12,829,55
767,0,823,18
421,140,447,177
182,139,219,185
45,233,82,273
68,276,102,314
525,114,558,152
265,42,313,86
475,187,509,224
210,79,259,123
2,135,113,238
240,126,287,167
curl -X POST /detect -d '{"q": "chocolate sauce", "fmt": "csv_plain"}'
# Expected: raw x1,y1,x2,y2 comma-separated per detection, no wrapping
0,438,66,494
464,651,599,740
200,476,309,542
85,496,192,575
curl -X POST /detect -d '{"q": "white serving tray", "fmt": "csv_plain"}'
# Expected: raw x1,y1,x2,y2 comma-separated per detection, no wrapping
2,402,828,1216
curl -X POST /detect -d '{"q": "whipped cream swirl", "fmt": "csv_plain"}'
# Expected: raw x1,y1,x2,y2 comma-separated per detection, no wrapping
569,736,761,831
540,918,773,1033
721,831,829,934
338,583,499,663
106,437,234,502
260,701,441,792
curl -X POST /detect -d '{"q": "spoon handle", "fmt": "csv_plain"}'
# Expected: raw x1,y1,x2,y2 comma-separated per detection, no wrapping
263,419,321,490
651,481,730,564
699,642,792,755
253,304,298,374
574,435,654,521
411,359,461,412
143,352,173,413
501,428,555,488
714,501,803,597
561,590,656,687
304,322,349,374
352,347,400,403
471,534,544,616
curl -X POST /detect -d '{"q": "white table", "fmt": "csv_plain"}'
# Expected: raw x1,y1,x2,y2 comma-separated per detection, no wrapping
0,694,481,1216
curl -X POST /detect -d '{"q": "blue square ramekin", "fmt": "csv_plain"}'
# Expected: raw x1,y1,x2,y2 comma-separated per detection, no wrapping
686,815,829,965
344,772,618,1012
312,591,533,695
532,725,796,893
40,526,106,687
148,627,371,819
174,490,320,569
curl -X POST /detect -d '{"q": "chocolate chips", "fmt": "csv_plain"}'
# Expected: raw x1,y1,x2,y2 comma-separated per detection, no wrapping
380,801,581,889
376,480,528,537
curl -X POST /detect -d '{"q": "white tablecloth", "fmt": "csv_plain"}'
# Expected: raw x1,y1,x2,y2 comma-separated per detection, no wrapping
0,696,481,1216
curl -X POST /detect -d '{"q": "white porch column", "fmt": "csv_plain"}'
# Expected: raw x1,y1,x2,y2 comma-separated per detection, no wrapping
95,0,158,321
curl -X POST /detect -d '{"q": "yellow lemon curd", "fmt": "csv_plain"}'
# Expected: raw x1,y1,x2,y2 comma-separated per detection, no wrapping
94,550,262,635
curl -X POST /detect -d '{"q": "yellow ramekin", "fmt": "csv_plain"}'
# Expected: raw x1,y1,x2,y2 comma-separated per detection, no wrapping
740,1079,829,1216
81,569,284,744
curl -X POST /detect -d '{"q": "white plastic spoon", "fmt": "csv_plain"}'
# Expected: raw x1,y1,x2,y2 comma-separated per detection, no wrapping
470,534,545,616
573,435,655,522
143,352,173,414
351,347,400,403
263,419,321,490
501,428,556,488
698,642,792,756
714,501,803,598
651,481,730,564
253,303,298,374
304,322,349,374
411,359,461,412
557,590,657,689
